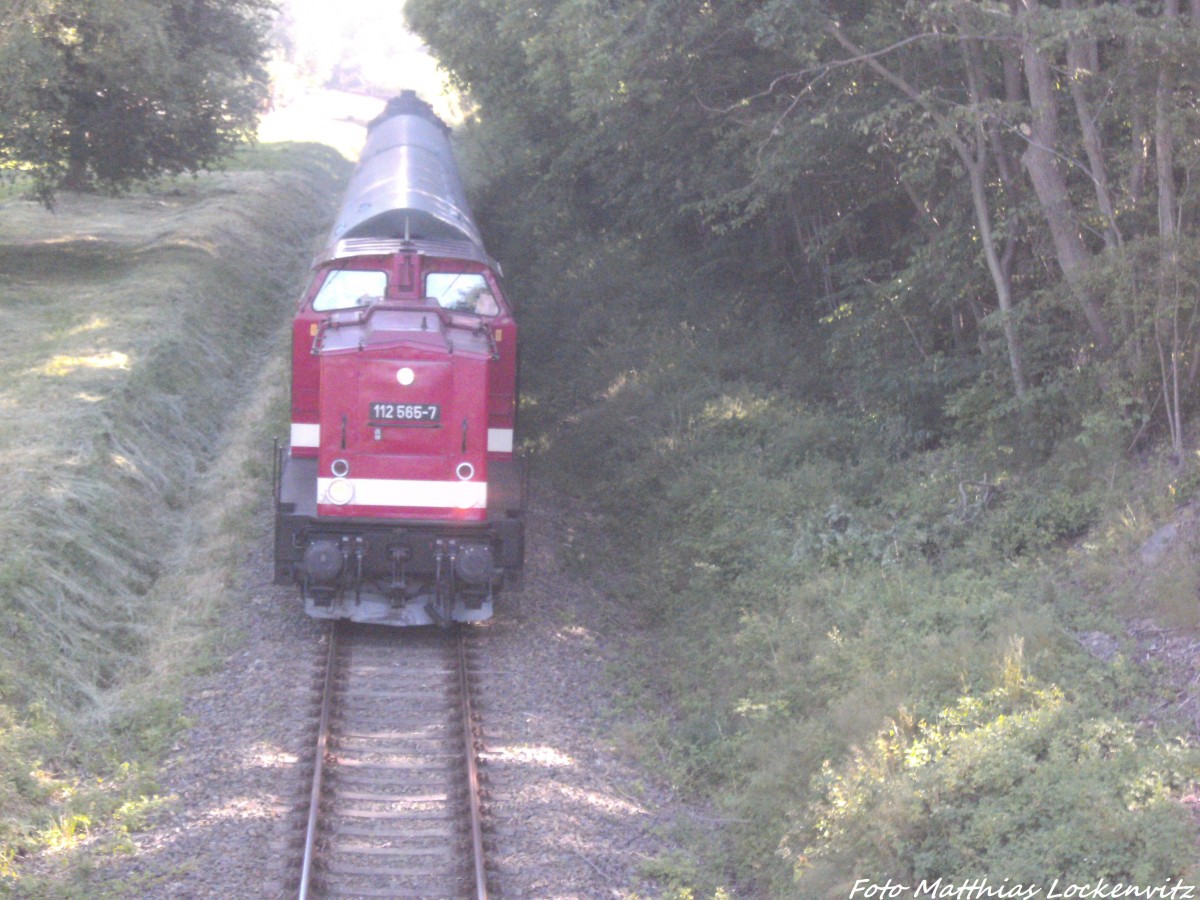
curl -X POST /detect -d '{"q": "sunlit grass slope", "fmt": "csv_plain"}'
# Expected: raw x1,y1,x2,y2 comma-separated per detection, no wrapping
0,145,347,880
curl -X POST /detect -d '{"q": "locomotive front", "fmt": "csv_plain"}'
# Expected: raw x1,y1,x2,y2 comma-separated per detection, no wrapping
274,92,524,626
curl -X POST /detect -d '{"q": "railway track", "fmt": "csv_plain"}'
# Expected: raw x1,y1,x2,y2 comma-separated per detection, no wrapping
297,622,488,899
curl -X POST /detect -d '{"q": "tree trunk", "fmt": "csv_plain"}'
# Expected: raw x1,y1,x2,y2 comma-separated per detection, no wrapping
828,21,1029,397
1064,0,1121,252
61,78,93,192
1018,0,1113,353
968,161,1029,397
63,131,89,192
960,30,1028,396
1155,0,1185,458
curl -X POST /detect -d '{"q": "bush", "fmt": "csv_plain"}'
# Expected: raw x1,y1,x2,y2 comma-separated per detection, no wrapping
985,484,1101,558
787,672,1199,895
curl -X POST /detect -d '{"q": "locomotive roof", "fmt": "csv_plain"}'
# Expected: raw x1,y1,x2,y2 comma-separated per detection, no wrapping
318,91,488,265
324,236,498,273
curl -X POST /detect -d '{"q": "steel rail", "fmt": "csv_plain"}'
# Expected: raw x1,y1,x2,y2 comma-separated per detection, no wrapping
456,628,489,899
298,621,339,900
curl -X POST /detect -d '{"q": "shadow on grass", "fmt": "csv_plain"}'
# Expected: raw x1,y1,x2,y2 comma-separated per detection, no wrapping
0,241,132,290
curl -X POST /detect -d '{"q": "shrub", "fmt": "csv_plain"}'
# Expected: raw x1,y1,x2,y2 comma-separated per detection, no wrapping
985,484,1101,558
787,674,1199,894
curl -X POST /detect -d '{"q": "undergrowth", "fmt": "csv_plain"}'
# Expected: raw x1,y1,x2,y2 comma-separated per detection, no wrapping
0,142,347,889
517,238,1200,895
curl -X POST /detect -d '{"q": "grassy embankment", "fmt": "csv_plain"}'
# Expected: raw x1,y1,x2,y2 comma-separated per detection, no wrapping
0,144,347,886
513,235,1200,895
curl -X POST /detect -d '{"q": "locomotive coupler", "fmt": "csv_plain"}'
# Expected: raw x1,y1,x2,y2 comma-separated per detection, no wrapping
386,546,410,603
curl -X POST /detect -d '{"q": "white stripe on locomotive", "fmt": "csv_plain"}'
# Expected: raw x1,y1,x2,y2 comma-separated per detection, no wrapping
317,477,488,509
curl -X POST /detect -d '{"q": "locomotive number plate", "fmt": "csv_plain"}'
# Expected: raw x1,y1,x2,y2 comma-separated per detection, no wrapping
368,402,441,424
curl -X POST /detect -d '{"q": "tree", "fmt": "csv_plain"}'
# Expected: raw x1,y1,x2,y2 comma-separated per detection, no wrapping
748,2,1200,433
0,0,272,203
410,0,1200,450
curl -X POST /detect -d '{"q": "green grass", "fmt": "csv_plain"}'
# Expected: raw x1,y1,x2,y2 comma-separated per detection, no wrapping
0,142,349,890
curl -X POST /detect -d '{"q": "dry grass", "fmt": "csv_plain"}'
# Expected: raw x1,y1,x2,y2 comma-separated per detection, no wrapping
0,174,326,708
122,346,293,710
0,148,347,878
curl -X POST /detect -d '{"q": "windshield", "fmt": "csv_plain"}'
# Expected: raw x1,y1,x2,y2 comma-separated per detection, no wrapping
425,272,499,316
312,269,387,311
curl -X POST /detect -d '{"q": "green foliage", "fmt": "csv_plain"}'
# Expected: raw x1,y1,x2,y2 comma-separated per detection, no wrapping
523,252,1097,887
789,677,1198,892
487,195,1196,889
985,483,1102,559
0,0,273,203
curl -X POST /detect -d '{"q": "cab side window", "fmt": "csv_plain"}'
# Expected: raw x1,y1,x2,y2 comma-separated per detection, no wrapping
425,272,499,316
312,269,387,311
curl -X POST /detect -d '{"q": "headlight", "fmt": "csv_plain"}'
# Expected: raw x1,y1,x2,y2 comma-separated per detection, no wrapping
325,478,354,505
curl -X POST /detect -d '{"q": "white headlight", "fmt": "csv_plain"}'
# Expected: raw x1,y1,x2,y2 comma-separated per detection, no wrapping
326,478,354,505
397,367,415,385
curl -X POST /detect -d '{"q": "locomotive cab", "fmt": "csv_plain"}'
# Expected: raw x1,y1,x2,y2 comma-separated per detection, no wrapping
274,92,524,626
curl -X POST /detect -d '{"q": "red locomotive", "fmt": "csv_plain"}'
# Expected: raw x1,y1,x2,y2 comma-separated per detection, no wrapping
274,92,524,625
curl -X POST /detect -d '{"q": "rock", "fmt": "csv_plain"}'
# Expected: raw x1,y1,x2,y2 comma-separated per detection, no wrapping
1140,522,1179,565
1077,631,1120,662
